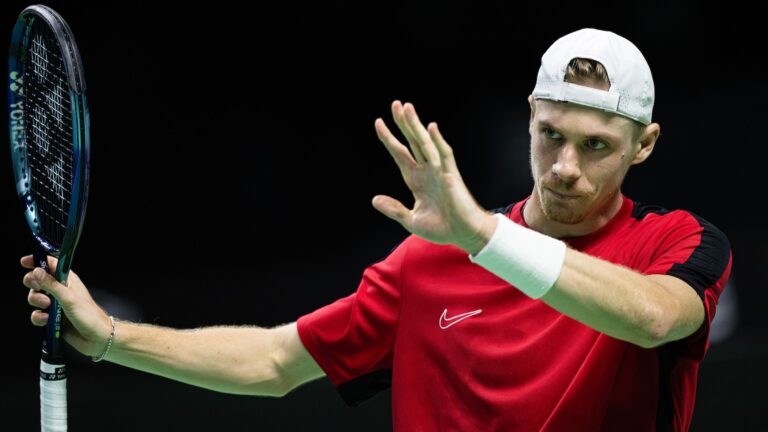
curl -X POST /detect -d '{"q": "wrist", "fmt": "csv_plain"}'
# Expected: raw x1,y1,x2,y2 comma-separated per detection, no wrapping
92,316,116,362
460,212,498,255
469,213,566,299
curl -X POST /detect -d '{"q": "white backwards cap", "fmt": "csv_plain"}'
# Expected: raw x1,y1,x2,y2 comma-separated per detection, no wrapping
532,28,655,125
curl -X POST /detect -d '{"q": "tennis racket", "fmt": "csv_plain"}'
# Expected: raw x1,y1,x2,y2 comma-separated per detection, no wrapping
8,5,90,432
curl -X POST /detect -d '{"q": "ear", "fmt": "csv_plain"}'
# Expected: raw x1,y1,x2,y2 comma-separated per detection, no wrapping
631,123,661,165
528,95,536,133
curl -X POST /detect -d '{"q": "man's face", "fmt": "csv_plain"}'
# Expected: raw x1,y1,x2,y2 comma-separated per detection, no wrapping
528,98,643,225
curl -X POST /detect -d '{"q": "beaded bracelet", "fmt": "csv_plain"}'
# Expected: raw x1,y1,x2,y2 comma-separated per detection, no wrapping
92,315,116,363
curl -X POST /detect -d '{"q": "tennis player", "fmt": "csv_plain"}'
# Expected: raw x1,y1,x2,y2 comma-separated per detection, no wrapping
22,28,731,431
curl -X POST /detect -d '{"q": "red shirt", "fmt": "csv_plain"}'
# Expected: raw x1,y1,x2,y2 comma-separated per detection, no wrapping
297,195,732,431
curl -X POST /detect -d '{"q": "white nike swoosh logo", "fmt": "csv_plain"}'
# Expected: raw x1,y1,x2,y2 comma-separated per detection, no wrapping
439,308,483,330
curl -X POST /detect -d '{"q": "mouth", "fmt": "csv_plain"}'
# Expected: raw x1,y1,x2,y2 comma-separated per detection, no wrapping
546,188,580,201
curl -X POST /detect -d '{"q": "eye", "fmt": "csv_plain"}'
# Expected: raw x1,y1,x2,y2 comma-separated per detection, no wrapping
585,139,607,151
543,127,562,140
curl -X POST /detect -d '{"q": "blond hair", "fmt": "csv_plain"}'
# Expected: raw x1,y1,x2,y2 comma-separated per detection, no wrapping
564,58,611,89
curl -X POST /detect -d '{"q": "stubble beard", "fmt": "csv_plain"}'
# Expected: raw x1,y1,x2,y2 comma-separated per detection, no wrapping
539,189,589,225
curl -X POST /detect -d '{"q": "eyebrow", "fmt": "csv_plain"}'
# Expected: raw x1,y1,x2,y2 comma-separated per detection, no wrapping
537,120,621,145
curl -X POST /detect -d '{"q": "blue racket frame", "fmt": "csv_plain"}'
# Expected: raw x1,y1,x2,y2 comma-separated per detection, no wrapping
8,4,90,364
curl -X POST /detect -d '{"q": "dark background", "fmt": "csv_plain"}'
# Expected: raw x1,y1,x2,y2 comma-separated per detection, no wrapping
1,0,766,430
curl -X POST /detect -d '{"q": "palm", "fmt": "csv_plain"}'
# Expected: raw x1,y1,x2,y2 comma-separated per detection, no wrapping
373,101,492,251
401,170,464,241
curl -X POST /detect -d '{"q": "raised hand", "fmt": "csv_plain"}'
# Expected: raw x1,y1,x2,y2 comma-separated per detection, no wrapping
372,101,497,254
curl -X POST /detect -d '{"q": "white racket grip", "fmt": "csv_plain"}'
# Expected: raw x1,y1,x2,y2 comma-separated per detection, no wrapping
40,360,67,432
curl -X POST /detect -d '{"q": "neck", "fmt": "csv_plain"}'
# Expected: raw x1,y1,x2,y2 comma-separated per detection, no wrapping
522,188,624,239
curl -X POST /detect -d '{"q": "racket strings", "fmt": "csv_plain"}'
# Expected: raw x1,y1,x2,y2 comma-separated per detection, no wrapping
25,19,74,247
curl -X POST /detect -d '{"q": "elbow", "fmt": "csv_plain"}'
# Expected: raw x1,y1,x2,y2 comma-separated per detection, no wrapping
636,325,670,349
235,350,292,397
247,347,296,398
635,305,675,349
239,367,291,397
242,329,296,397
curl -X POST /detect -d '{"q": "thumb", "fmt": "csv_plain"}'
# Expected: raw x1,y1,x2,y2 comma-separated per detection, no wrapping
372,195,411,225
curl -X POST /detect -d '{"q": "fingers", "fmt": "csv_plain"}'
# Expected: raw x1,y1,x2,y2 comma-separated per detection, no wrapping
427,122,458,173
28,289,51,309
390,101,450,172
371,195,411,226
22,255,56,328
20,255,59,272
402,103,441,169
375,118,418,173
21,255,34,269
23,267,71,305
31,310,49,327
391,101,427,164
28,288,51,326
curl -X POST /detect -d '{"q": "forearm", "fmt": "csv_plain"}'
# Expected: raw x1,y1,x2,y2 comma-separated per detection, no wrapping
468,215,703,348
541,249,687,348
21,260,319,394
106,322,286,396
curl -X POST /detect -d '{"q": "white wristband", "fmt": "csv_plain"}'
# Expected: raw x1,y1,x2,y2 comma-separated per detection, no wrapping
469,213,566,299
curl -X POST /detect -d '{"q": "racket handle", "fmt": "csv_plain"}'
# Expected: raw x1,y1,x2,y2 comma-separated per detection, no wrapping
40,360,67,432
34,245,68,430
33,244,50,272
33,244,66,362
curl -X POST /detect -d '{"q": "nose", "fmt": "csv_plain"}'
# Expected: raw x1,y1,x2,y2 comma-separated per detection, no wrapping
552,143,581,183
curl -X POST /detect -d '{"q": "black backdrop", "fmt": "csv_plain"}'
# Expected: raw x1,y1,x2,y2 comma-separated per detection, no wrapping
1,1,766,430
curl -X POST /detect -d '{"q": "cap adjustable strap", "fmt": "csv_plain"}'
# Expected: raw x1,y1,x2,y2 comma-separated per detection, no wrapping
550,81,621,112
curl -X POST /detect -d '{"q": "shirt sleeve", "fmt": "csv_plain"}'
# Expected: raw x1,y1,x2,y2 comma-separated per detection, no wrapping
643,211,732,361
296,236,412,406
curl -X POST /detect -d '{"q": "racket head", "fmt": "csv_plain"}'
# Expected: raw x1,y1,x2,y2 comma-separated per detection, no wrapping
8,4,90,280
